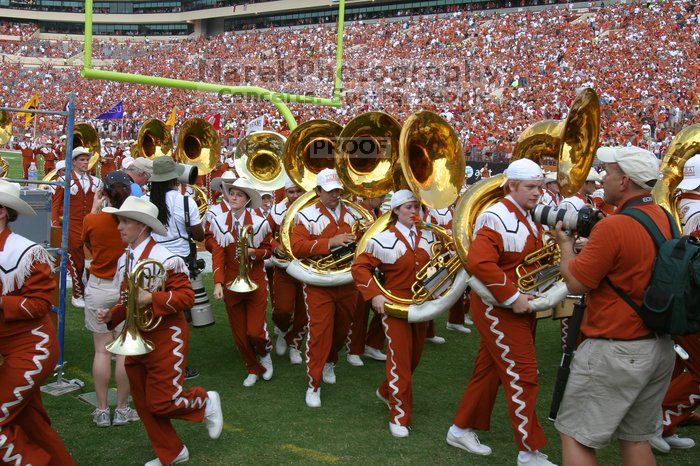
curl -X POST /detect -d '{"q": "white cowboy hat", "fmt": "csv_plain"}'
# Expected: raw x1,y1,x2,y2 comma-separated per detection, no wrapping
103,196,167,236
72,146,91,159
210,170,237,193
0,180,36,216
223,177,262,209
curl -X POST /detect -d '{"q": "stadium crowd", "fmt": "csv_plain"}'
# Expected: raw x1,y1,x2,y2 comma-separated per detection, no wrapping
0,0,698,160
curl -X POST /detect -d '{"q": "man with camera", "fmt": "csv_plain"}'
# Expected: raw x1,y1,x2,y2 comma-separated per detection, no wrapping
554,146,675,465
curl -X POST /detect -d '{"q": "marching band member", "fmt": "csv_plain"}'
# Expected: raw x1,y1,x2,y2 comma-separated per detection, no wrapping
13,133,35,179
82,171,138,428
146,156,203,380
291,168,359,408
100,138,117,175
211,177,274,387
351,190,433,438
656,153,700,451
37,139,56,175
203,171,234,254
96,196,223,466
51,146,102,308
0,180,75,466
429,205,471,336
447,159,555,466
559,168,601,212
269,179,307,364
540,171,561,207
347,194,387,366
53,135,66,163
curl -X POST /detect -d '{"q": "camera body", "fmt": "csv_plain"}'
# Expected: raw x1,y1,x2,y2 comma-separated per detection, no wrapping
531,205,601,238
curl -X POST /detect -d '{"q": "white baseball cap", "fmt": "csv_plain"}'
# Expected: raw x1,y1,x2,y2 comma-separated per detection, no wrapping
596,146,660,190
390,189,417,210
544,171,557,183
121,156,135,169
678,154,700,191
284,177,297,190
316,168,343,192
500,159,544,186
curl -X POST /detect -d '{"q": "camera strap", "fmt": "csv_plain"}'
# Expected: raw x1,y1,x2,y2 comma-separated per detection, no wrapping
183,195,197,260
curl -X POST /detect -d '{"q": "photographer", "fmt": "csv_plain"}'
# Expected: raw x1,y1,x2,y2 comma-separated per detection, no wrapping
147,156,204,380
554,147,675,465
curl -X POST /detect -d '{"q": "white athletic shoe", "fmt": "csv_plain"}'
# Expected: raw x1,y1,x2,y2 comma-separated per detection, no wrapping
517,450,556,466
664,434,695,449
464,315,474,325
426,335,446,344
260,354,274,380
446,323,472,334
112,406,139,426
322,363,336,384
289,347,302,365
305,388,321,408
242,373,259,387
71,296,85,308
346,354,364,366
275,330,288,356
91,408,110,428
649,435,671,453
389,422,409,438
144,445,189,466
204,391,223,440
363,346,387,361
376,388,389,408
446,428,492,456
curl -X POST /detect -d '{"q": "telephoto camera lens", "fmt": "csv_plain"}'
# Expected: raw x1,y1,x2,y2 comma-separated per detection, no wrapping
531,205,601,238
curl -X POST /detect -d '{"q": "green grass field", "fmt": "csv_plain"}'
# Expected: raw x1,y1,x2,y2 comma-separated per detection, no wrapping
2,150,47,180
42,276,699,465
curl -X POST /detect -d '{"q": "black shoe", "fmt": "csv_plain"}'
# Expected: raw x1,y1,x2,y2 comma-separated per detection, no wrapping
184,366,199,380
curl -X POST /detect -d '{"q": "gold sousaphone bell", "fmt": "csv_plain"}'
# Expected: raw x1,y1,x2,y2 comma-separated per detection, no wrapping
136,118,173,159
0,110,10,177
235,131,287,191
72,123,101,171
283,119,343,191
176,117,220,177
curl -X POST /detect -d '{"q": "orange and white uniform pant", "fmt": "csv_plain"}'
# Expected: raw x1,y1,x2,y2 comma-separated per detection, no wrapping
376,315,428,427
447,293,469,325
0,321,75,466
662,332,700,436
223,286,271,376
271,268,307,350
303,283,357,389
67,229,85,299
347,294,385,355
126,323,207,466
452,296,546,452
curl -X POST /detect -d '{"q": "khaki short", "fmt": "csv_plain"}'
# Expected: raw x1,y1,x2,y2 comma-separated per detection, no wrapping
84,275,123,334
555,335,674,449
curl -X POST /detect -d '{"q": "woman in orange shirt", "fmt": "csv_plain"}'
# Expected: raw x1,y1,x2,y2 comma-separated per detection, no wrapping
82,171,138,428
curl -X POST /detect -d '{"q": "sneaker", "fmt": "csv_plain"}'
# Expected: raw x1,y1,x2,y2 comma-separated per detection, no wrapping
112,406,139,426
649,435,671,453
347,354,364,366
260,354,274,381
446,323,472,334
464,315,474,326
426,336,446,344
275,330,288,356
243,373,259,387
364,346,387,361
144,445,189,466
446,428,491,456
204,391,223,440
376,389,389,408
289,347,302,365
306,387,321,408
92,408,110,428
664,434,695,449
322,363,336,384
71,296,85,308
390,422,409,438
184,366,199,380
517,451,556,466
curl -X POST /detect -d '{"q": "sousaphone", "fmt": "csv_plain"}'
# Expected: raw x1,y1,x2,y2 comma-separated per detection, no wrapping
235,131,287,191
136,118,173,159
175,118,220,176
71,123,101,172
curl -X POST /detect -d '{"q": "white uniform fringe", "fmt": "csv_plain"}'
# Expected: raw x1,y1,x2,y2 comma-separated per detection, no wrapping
1,244,55,295
474,204,529,253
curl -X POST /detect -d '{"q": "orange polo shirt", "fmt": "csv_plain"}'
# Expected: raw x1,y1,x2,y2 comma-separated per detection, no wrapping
569,195,673,340
82,212,126,279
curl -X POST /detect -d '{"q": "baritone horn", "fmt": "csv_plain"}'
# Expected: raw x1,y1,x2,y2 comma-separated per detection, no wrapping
106,256,165,356
227,225,258,293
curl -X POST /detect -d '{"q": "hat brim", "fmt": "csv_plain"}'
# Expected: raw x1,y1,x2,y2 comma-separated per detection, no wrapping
103,207,167,236
223,183,262,210
0,193,36,216
72,151,91,159
150,164,185,183
318,182,344,192
596,150,617,164
678,178,700,191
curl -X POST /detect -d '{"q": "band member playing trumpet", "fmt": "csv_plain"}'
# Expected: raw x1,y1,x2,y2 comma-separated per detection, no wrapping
291,168,360,408
51,147,103,308
96,196,223,466
269,179,307,364
447,159,555,466
210,177,274,387
352,190,433,438
0,180,75,466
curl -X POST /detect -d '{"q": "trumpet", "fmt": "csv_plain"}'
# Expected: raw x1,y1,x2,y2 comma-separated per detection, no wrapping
106,254,165,356
227,224,258,293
